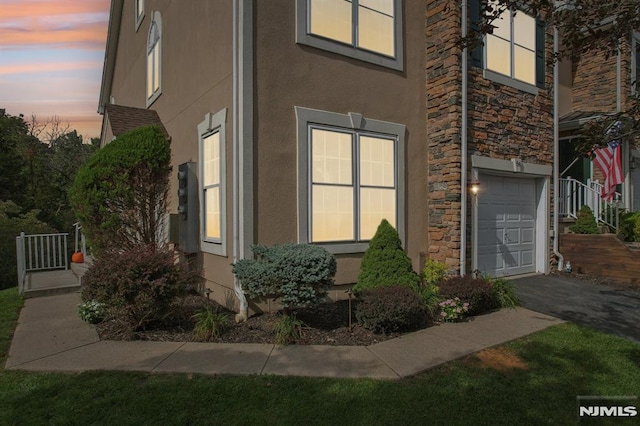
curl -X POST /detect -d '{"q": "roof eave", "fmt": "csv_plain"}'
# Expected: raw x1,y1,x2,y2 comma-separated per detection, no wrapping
98,0,125,115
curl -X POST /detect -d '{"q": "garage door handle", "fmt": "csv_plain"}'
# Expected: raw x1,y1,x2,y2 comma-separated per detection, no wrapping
504,231,510,243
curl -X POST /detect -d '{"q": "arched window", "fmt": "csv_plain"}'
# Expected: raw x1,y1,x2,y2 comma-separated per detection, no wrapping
146,11,162,106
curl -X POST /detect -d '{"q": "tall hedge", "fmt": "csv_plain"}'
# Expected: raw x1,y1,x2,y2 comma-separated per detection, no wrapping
354,219,420,293
69,126,171,255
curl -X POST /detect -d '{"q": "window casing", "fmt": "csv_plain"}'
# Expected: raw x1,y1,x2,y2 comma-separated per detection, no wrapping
135,0,145,31
296,107,406,254
632,33,640,95
296,0,404,71
198,109,227,256
146,11,162,106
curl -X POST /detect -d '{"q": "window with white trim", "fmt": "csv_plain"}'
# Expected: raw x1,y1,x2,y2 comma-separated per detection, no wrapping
146,11,162,106
135,0,145,31
296,0,403,71
198,109,227,256
296,107,405,254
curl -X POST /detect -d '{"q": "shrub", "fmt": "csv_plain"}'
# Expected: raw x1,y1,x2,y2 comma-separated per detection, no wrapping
487,276,520,308
354,219,420,293
81,245,200,331
232,243,336,310
439,298,470,322
0,201,55,289
77,300,106,324
619,211,640,242
423,258,448,286
356,286,426,334
69,126,171,255
438,276,499,316
192,307,229,341
569,205,600,234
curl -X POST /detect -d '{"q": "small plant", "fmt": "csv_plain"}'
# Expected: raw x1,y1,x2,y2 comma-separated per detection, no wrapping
619,210,640,242
356,286,426,333
423,258,448,286
487,276,520,308
274,313,305,345
77,300,106,324
438,298,470,322
354,219,420,293
569,205,600,234
192,307,229,341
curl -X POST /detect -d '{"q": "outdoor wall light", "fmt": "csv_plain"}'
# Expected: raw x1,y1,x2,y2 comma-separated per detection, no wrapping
470,179,480,195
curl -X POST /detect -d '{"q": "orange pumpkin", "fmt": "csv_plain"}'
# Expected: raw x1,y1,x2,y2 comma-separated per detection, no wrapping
71,252,84,263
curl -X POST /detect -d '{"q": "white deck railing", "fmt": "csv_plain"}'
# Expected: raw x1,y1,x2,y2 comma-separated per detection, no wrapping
558,177,621,230
16,232,69,294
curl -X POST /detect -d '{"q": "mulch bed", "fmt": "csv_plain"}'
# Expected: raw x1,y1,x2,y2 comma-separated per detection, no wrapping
95,295,411,346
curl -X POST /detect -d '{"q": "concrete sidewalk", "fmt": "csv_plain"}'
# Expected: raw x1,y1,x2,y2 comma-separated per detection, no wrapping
6,293,563,379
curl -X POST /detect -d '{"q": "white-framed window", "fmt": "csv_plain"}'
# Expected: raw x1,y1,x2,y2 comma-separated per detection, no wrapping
296,107,406,254
197,109,227,256
471,0,544,93
295,0,403,71
632,32,640,95
135,0,145,31
146,11,162,106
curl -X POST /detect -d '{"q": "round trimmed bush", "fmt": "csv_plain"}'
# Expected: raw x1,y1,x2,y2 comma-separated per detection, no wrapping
355,286,426,333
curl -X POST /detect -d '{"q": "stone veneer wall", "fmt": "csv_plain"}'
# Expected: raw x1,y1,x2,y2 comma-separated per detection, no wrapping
426,0,463,271
426,0,555,273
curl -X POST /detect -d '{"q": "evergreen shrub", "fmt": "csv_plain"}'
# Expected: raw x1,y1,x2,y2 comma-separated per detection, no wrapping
356,286,426,333
232,243,336,310
81,245,200,330
569,205,600,234
354,219,420,293
438,276,499,315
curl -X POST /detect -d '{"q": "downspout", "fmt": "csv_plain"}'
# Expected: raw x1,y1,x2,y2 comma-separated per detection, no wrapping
460,0,468,276
553,26,564,270
233,0,248,322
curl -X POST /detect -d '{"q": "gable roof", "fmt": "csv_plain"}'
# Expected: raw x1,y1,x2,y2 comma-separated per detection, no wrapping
104,104,169,138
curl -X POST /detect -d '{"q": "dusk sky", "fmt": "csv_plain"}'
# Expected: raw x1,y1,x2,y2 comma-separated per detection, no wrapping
0,0,111,140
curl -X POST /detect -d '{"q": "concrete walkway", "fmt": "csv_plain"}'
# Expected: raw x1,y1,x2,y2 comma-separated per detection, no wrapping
6,293,563,379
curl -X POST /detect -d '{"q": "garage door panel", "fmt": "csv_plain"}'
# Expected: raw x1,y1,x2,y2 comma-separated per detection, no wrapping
478,174,537,277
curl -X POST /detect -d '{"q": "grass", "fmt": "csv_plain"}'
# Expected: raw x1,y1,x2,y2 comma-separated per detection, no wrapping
1,287,638,425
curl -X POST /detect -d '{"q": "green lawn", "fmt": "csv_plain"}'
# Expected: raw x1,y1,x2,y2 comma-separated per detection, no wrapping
1,288,638,425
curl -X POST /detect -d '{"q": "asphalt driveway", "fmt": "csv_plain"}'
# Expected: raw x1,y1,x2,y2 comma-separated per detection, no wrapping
511,274,640,344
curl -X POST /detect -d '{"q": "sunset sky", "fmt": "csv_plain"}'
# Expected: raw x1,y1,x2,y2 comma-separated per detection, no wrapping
0,0,111,140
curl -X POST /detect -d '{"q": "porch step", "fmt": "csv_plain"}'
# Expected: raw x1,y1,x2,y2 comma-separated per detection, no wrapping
23,269,80,299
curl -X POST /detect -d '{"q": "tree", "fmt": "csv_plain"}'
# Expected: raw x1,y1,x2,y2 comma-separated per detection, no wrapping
69,125,171,255
354,219,420,293
0,110,28,205
464,0,640,153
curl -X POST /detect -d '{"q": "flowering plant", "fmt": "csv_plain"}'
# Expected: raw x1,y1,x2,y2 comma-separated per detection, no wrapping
438,298,470,322
77,300,106,324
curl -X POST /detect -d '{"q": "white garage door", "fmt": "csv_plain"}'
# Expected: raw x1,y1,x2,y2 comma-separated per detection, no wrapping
477,174,536,277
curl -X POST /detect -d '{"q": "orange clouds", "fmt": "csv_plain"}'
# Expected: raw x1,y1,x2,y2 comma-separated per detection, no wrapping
0,0,110,50
0,61,102,76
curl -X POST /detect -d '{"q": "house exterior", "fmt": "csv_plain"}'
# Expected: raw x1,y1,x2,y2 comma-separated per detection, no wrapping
99,1,627,314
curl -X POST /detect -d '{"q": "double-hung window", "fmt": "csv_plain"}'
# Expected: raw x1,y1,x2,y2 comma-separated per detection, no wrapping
296,107,405,254
146,12,162,106
470,0,545,93
198,109,227,256
296,0,403,71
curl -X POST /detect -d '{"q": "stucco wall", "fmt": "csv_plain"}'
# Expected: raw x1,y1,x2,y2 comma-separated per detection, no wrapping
253,0,428,285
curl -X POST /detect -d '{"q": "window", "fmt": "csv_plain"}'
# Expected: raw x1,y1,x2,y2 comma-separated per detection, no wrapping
146,11,162,106
296,107,406,254
135,0,145,31
198,109,227,256
296,0,403,71
470,0,545,93
633,33,640,95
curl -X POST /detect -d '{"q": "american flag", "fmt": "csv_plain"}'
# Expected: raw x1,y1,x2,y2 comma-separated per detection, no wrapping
592,121,624,201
